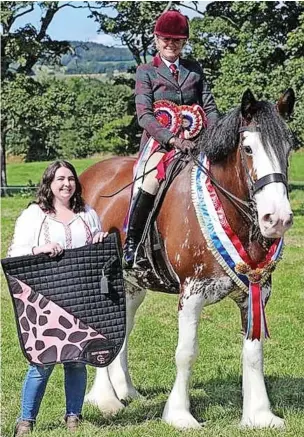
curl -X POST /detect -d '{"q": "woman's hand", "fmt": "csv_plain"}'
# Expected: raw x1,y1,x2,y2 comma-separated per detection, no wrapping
32,242,63,257
92,231,109,244
170,138,195,153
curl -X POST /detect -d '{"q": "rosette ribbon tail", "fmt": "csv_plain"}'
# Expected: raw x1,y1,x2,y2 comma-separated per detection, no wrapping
246,282,270,341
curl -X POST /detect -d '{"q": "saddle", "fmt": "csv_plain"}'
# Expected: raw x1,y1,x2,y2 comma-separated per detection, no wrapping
1,234,126,367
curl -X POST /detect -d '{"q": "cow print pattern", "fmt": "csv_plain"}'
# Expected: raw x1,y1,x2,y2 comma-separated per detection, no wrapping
11,276,107,365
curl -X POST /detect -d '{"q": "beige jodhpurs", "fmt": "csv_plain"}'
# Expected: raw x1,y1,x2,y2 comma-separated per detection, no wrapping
141,152,165,195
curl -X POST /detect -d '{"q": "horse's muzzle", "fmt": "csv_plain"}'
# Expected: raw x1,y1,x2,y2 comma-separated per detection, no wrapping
260,212,293,238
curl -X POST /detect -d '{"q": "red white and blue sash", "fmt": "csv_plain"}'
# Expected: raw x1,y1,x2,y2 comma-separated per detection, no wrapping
191,153,284,340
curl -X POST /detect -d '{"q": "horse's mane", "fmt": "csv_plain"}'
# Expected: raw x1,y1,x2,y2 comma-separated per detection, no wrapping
201,101,293,170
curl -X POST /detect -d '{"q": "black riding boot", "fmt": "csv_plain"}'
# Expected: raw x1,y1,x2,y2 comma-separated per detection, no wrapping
123,188,155,268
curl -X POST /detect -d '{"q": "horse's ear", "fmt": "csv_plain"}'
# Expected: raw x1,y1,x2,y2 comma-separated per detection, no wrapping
241,89,257,120
277,88,295,119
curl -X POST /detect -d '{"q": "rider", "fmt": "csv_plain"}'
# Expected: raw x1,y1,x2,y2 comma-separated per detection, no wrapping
123,10,220,268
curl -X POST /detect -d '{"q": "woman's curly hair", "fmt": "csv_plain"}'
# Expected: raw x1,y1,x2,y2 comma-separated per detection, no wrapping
35,160,85,214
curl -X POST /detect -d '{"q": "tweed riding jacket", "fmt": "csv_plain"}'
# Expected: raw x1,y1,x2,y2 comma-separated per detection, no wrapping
135,54,219,150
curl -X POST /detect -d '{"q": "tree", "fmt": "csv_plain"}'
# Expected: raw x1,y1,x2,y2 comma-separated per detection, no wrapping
190,1,304,146
190,1,304,86
60,77,135,157
88,1,173,65
0,1,103,194
1,2,68,193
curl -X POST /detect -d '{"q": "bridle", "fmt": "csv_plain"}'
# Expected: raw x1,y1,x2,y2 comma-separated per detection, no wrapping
190,122,289,243
238,125,288,196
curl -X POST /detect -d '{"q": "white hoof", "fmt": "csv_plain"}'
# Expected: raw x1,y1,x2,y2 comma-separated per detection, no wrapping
162,410,202,429
84,392,125,415
241,412,285,429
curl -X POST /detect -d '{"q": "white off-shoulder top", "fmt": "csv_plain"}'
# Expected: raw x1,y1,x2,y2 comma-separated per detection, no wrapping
8,204,102,257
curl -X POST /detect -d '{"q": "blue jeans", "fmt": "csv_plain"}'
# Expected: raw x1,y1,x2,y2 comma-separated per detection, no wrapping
20,363,87,421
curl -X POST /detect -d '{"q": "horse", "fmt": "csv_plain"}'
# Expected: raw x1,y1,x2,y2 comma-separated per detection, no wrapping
80,88,295,429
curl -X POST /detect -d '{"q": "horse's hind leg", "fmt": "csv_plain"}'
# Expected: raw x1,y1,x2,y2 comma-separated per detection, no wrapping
235,291,284,428
162,291,204,429
85,288,146,413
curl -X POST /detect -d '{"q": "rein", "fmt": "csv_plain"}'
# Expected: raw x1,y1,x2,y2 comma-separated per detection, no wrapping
99,152,184,198
189,151,258,229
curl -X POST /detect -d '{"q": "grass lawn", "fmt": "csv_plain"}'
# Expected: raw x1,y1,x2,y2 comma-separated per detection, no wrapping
6,157,104,186
1,193,304,435
289,149,304,182
5,149,304,186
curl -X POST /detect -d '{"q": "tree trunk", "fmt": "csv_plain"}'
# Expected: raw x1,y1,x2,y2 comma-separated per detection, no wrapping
1,128,8,197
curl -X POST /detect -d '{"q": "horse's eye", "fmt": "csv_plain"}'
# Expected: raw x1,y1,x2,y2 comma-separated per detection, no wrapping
244,146,253,155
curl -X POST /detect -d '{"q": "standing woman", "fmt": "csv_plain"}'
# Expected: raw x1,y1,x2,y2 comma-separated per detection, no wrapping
123,10,220,267
9,161,107,436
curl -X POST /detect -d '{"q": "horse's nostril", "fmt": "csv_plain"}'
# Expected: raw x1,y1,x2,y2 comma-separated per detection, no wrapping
284,214,293,227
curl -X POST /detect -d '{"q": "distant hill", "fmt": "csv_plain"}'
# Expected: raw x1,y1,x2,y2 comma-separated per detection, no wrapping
60,41,136,74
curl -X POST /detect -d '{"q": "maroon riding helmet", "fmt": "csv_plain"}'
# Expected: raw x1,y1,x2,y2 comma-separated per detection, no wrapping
154,10,189,39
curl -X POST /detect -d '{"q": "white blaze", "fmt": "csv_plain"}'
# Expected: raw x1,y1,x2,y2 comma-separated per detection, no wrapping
242,132,292,238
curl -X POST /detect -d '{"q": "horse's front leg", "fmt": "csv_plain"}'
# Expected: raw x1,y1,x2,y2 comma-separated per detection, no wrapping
162,287,204,429
239,286,284,428
108,287,146,401
85,287,146,413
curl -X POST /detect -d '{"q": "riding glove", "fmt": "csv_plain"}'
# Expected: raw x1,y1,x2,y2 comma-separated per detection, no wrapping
172,138,195,153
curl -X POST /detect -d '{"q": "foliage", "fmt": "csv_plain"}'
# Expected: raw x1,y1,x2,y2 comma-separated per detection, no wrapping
2,0,304,173
91,115,135,155
1,1,71,190
4,76,137,161
1,2,71,79
57,78,135,158
190,1,304,146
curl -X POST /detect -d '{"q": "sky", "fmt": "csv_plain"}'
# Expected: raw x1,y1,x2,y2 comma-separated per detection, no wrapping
11,1,208,47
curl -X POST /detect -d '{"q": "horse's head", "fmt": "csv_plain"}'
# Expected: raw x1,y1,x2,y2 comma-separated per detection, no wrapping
202,88,295,239
240,88,295,238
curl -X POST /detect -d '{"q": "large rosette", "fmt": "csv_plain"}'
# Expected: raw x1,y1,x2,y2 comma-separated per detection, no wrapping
153,100,207,139
180,104,207,139
153,100,182,135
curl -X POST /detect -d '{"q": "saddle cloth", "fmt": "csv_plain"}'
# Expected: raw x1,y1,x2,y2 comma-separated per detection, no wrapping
1,233,126,367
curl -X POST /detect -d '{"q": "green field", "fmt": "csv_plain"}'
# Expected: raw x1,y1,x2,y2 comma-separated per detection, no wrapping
6,157,103,186
288,149,304,181
5,149,304,186
1,163,304,436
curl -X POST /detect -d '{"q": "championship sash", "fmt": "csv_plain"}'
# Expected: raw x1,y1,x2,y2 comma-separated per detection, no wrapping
192,154,284,340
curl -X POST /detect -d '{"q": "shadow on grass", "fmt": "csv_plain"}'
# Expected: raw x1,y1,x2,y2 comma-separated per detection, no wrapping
3,376,301,435
83,375,304,428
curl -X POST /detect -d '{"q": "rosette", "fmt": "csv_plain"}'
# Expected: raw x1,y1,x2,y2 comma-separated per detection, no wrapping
153,100,207,139
153,100,182,135
180,104,207,139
